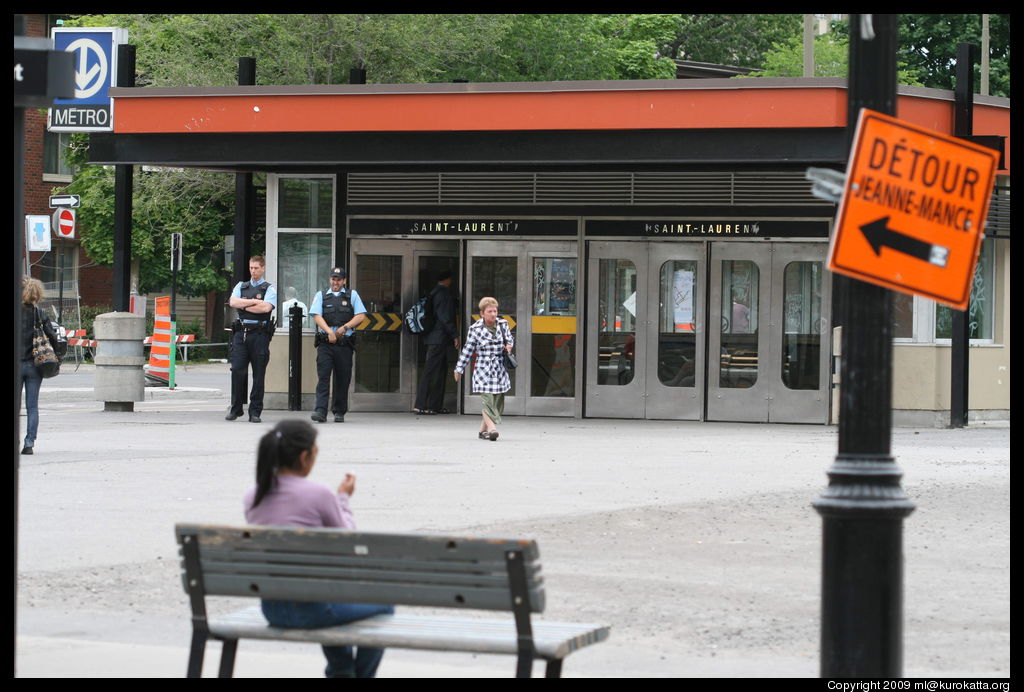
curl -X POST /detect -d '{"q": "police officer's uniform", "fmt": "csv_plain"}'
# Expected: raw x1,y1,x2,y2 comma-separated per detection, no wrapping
310,268,366,422
227,278,276,422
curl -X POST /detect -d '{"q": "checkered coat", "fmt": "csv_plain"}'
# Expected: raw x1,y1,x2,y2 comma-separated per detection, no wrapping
454,318,514,394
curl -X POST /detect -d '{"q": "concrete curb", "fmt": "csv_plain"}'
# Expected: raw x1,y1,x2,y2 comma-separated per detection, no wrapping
37,387,224,402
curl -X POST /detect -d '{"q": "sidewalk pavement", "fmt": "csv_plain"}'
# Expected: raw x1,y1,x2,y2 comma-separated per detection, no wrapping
34,362,225,402
15,369,1010,678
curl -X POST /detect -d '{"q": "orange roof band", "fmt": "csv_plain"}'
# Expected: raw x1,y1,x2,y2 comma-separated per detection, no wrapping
114,86,854,134
109,82,1009,171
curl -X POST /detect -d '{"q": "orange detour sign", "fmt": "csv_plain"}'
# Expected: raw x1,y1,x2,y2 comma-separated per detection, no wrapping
828,109,998,310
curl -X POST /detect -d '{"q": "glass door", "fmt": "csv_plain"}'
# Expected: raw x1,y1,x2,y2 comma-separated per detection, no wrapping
414,248,460,413
706,242,772,422
349,238,458,412
528,248,578,416
705,241,831,423
585,241,647,418
465,239,578,417
465,242,523,416
767,243,830,423
644,243,705,420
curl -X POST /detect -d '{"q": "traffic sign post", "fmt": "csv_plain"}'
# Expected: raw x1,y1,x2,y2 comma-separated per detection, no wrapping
829,109,999,310
50,207,76,325
814,14,914,679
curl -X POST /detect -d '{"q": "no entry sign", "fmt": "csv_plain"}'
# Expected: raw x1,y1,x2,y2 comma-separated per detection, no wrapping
53,207,76,239
828,109,998,310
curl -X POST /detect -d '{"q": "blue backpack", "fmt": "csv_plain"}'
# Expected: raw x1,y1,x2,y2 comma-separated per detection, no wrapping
404,293,435,334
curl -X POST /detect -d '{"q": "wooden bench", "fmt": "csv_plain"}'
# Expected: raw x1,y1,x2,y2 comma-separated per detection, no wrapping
175,524,610,678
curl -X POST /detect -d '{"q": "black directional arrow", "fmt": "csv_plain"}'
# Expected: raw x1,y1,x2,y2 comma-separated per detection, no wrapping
860,216,949,268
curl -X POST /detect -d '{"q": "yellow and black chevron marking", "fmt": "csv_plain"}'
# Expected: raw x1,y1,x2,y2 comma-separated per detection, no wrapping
355,313,403,331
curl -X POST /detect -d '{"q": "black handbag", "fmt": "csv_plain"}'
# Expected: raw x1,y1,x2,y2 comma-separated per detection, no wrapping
32,308,61,379
500,322,517,371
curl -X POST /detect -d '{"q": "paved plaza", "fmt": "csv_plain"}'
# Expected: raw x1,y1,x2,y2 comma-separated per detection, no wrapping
15,364,1010,677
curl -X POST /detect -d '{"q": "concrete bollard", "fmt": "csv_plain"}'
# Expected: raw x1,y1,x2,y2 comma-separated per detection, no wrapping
93,312,146,412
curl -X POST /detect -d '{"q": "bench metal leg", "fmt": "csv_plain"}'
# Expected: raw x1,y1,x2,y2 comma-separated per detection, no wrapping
515,654,533,678
545,659,563,678
187,630,207,678
218,639,239,678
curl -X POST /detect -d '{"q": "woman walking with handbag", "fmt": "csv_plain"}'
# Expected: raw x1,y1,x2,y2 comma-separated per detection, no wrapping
20,277,60,455
454,297,514,441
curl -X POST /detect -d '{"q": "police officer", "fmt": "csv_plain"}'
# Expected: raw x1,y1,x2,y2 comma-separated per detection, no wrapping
310,267,366,423
226,255,277,423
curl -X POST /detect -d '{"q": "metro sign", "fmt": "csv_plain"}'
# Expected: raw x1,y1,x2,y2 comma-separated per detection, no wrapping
828,109,999,310
49,27,128,132
53,207,76,239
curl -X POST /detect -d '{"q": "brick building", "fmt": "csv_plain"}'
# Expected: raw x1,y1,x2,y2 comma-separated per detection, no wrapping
20,13,113,324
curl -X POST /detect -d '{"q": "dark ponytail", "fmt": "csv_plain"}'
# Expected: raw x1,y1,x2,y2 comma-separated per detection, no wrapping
252,419,318,507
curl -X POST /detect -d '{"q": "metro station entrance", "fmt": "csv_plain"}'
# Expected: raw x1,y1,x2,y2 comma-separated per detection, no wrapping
349,238,458,413
348,221,829,423
585,240,831,423
349,235,580,417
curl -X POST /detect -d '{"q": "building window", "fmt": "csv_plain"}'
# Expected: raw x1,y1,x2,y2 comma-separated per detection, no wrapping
36,242,79,286
892,237,997,344
43,130,75,180
934,239,995,341
269,175,335,331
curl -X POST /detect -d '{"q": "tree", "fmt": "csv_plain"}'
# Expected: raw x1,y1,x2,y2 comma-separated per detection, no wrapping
831,14,1010,97
658,14,803,67
67,14,518,86
743,33,923,85
898,14,1009,97
433,14,678,83
62,136,234,297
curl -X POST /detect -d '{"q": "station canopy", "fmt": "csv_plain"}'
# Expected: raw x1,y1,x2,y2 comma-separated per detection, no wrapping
88,77,1009,177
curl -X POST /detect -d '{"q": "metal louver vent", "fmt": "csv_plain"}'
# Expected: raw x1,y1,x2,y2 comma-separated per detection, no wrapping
347,173,442,204
440,173,536,204
348,171,832,206
633,172,733,205
732,172,821,205
985,186,1010,238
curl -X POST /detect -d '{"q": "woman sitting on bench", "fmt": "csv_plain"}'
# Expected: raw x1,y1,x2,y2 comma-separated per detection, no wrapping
244,420,394,678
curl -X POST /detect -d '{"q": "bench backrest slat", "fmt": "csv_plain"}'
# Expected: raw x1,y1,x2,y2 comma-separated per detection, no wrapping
201,557,542,588
176,524,546,613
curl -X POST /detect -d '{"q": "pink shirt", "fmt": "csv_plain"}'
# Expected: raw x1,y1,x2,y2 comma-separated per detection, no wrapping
244,473,356,529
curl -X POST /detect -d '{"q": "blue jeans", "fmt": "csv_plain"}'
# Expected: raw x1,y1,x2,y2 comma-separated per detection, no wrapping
261,600,394,678
19,360,42,448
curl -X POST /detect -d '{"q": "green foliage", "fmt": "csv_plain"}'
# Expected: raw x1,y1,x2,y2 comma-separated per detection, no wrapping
64,14,521,86
64,164,233,297
659,14,803,67
831,14,1010,97
748,34,851,78
175,317,207,343
899,14,1009,97
741,33,923,85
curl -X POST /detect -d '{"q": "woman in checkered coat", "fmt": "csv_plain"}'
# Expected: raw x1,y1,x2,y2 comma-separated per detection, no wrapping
454,297,514,441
